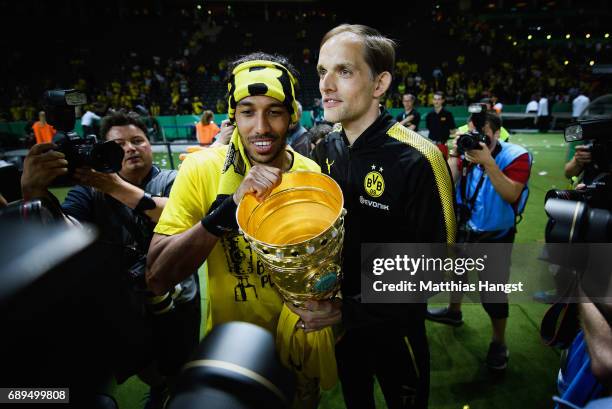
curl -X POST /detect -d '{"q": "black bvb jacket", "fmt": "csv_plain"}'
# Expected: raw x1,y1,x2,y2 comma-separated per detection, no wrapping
312,110,456,330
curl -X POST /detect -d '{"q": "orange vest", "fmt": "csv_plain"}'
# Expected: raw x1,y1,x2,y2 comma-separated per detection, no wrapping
32,121,56,144
196,122,220,145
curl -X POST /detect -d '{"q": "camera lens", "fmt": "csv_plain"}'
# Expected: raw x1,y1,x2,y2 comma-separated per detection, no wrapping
90,141,124,173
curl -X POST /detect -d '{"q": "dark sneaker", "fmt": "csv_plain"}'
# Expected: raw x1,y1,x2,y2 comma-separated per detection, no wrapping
532,290,560,304
425,307,463,326
486,342,509,370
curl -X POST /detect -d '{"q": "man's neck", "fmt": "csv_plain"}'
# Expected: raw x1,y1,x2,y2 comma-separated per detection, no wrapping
434,106,442,113
343,104,381,146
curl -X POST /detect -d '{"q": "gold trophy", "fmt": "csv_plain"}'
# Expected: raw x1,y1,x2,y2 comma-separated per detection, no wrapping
236,171,346,307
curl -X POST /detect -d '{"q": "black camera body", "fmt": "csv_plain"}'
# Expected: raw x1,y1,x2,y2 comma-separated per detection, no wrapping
43,89,124,186
457,131,490,155
456,103,491,155
545,117,612,243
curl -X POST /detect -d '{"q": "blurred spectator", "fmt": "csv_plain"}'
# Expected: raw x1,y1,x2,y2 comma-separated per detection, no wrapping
215,98,226,114
425,91,456,158
537,93,550,133
311,98,324,125
572,92,590,121
395,93,420,131
195,110,220,145
192,96,204,115
491,95,503,114
32,111,56,145
287,101,309,157
525,94,539,113
81,105,102,137
306,122,333,155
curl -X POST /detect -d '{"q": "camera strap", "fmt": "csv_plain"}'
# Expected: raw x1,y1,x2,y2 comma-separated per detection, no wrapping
460,165,486,216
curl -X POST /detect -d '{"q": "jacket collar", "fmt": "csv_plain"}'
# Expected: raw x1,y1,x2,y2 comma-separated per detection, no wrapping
340,107,396,150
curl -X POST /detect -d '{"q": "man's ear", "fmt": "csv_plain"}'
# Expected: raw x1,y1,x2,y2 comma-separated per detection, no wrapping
373,72,392,99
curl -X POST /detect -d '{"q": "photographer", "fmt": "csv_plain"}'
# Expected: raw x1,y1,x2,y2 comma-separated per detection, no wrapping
554,301,612,408
21,111,200,408
427,113,532,371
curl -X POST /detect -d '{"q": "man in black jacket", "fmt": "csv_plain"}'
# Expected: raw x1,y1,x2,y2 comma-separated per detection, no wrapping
299,24,456,409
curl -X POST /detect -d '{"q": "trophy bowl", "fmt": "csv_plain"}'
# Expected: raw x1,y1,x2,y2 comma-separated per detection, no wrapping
236,171,346,307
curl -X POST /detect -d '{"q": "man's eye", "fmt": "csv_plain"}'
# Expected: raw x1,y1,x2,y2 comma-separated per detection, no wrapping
318,69,326,77
269,110,283,116
240,110,252,116
340,69,351,76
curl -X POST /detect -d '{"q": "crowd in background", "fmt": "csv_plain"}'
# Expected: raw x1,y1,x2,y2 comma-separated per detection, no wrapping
1,3,610,125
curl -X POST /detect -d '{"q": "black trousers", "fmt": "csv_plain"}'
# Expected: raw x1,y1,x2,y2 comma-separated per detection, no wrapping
336,321,430,409
466,229,515,320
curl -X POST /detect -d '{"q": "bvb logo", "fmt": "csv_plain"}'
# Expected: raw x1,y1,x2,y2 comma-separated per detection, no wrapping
364,171,385,197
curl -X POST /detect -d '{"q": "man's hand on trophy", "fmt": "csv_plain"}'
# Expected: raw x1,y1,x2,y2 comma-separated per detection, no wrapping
233,165,283,204
287,298,342,333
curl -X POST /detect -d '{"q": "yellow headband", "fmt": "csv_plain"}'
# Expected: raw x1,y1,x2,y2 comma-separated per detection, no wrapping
227,60,298,123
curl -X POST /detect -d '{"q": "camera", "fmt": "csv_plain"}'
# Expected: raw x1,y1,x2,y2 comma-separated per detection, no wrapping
43,89,124,186
0,203,296,408
169,322,295,409
456,103,491,155
544,117,612,243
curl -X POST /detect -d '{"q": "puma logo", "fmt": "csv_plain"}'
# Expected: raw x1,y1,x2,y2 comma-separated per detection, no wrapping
325,158,335,174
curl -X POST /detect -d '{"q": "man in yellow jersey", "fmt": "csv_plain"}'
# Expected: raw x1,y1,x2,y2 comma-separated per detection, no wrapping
146,52,335,407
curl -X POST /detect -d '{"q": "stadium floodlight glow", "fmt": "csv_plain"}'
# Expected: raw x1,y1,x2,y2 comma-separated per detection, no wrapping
606,33,610,39
566,34,571,39
590,60,595,66
513,41,518,46
527,34,533,40
586,33,591,39
197,5,201,10
564,60,569,65
508,35,512,40
208,10,211,15
537,26,541,31
546,34,552,40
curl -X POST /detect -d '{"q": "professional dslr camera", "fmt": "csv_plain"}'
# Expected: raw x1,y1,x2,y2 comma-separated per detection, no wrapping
43,89,124,186
545,117,612,243
456,103,491,155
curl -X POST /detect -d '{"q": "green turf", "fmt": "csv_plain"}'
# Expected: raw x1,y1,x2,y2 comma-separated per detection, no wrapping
51,134,571,408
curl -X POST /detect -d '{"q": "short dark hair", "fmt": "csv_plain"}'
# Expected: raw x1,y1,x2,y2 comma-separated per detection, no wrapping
99,111,148,140
307,123,333,145
434,91,445,99
402,93,416,102
485,112,502,133
227,52,299,84
320,24,396,78
201,110,214,124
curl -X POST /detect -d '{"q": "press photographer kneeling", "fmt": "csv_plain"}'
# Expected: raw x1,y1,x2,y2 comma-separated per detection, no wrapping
426,108,532,371
20,90,200,408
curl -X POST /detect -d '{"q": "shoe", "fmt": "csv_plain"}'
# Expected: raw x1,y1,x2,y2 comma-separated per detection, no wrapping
532,290,559,304
425,307,463,326
486,342,509,370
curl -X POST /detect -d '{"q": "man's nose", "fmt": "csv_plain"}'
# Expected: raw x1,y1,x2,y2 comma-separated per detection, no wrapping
254,113,272,135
